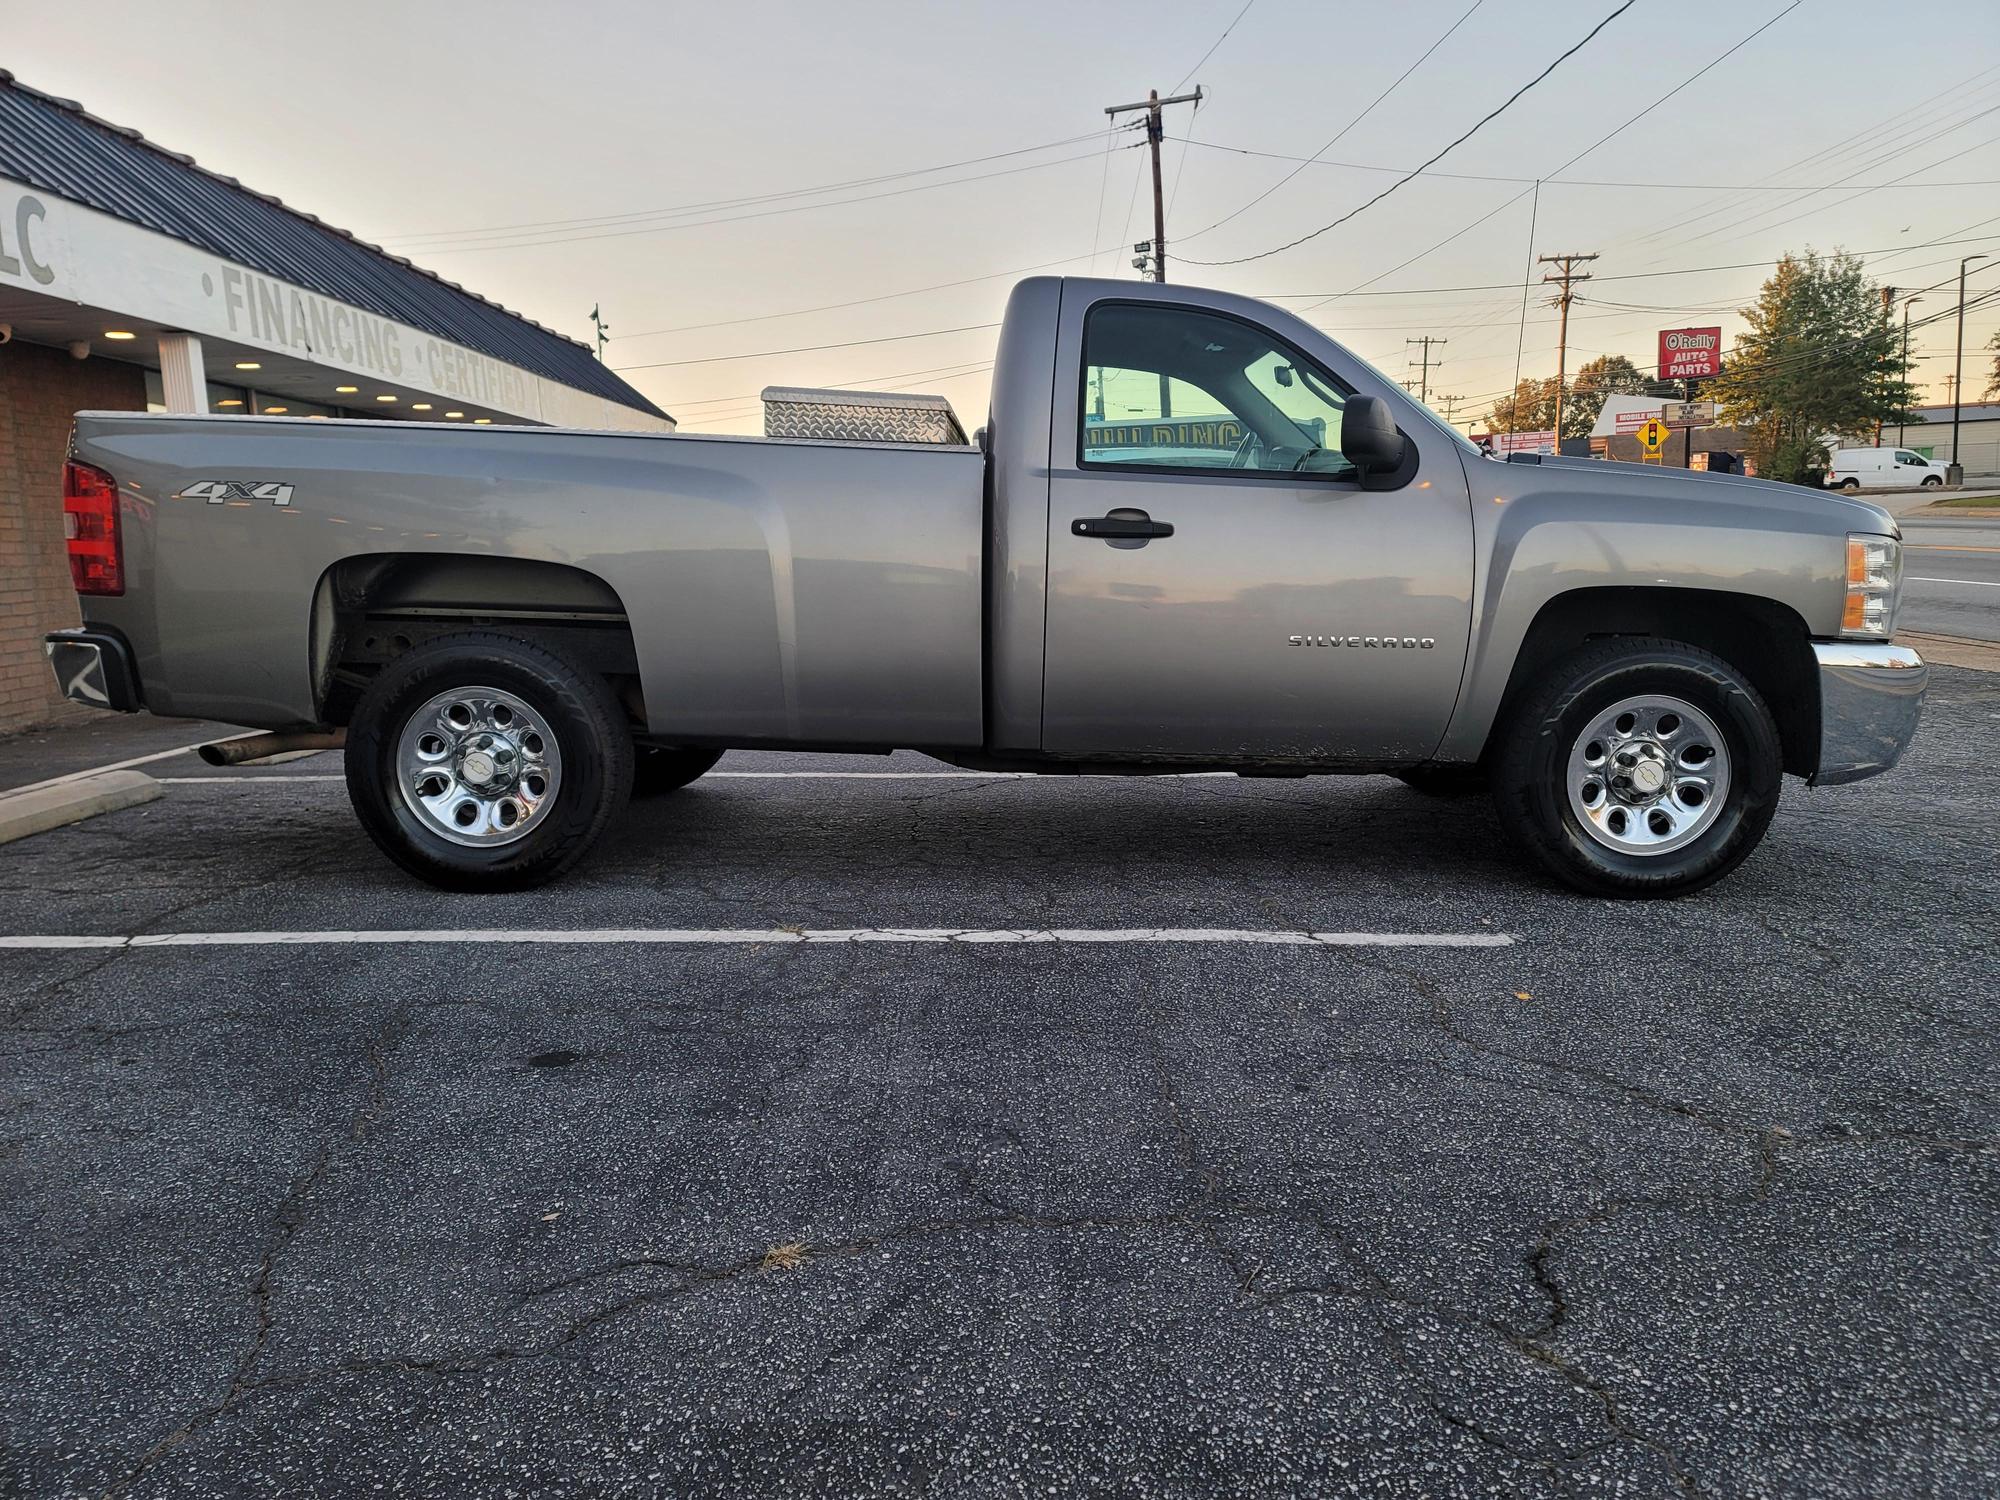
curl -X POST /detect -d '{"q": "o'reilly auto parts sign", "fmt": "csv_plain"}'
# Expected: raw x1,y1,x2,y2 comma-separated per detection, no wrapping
1659,327,1722,381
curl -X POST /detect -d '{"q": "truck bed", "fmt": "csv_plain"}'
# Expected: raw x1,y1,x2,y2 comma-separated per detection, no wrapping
71,414,989,747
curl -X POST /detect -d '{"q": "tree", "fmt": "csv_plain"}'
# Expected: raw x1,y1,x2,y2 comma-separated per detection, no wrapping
1710,248,1917,484
1564,353,1657,439
1489,377,1559,434
1986,326,1999,400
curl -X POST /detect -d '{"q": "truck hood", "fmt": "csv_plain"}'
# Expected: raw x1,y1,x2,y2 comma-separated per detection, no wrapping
1479,453,1900,538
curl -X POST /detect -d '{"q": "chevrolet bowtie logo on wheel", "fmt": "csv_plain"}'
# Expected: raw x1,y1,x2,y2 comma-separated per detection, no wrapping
174,479,296,507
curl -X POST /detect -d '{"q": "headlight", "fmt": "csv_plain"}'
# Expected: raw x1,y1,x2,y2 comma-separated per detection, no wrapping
1843,534,1902,638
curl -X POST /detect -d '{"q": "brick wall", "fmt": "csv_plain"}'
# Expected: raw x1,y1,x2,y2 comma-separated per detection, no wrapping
0,341,147,733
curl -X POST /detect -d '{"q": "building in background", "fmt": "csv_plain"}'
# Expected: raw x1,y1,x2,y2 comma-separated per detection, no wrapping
0,71,673,732
1894,402,1999,474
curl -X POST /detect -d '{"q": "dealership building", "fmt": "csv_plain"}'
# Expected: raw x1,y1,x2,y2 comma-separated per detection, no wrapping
0,70,672,732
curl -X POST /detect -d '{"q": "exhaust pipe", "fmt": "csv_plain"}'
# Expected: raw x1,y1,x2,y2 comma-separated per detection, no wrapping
198,728,346,767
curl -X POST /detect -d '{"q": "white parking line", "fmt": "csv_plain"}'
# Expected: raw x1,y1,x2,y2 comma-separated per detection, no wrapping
0,927,1515,951
153,771,1242,785
1907,576,2000,588
8,734,262,796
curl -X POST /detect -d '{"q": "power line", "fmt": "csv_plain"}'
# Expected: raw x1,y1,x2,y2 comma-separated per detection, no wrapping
613,322,1002,374
386,130,1114,246
1178,0,1637,268
1264,234,2000,301
1294,2,1800,315
1173,0,1257,92
397,146,1133,256
1177,0,1483,244
1448,275,2000,411
1612,71,2000,256
1166,137,2000,193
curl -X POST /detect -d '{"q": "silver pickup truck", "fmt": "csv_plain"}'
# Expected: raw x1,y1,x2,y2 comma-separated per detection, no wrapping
47,275,1926,896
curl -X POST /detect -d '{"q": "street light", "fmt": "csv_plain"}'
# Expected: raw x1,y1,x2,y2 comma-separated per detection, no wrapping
1900,296,1922,447
1952,255,1989,476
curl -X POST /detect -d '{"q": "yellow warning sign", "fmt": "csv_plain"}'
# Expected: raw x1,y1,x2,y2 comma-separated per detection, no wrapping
1637,419,1668,454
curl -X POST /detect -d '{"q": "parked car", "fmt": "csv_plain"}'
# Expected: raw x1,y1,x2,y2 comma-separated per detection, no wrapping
1824,446,1950,489
47,276,1927,897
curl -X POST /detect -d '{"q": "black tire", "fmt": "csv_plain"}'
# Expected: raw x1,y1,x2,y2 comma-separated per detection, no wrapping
1840,477,1861,491
633,745,724,796
1490,637,1782,898
1393,765,1488,798
1922,475,1943,487
344,631,634,891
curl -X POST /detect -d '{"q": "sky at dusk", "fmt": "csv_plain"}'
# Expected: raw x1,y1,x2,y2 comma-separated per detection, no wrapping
8,0,1998,432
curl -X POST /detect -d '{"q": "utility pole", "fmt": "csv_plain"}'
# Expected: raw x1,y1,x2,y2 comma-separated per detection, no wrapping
1107,87,1201,422
1438,393,1463,429
1406,337,1446,404
1899,296,1922,447
1875,286,1895,449
590,303,611,362
1106,87,1203,283
1952,254,1989,475
1539,253,1597,450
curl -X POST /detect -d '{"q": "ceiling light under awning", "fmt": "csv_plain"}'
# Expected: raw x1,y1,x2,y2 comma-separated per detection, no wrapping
104,330,136,340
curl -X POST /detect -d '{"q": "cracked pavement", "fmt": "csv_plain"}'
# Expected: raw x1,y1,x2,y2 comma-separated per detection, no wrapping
1,667,1997,1497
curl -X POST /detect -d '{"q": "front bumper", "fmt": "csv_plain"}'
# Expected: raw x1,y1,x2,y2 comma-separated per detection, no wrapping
1810,641,1926,786
44,628,143,713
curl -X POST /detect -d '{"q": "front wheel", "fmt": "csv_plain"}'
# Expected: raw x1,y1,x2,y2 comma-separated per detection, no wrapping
1922,474,1943,487
345,632,634,891
1491,638,1782,897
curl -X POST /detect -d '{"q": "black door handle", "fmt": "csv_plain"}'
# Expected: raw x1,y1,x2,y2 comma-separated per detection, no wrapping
1073,515,1174,539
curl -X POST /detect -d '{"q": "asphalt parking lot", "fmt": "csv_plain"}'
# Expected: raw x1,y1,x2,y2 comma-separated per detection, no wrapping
3,668,1997,1499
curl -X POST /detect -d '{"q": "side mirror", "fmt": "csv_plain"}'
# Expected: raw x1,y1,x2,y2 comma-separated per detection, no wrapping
1339,395,1407,478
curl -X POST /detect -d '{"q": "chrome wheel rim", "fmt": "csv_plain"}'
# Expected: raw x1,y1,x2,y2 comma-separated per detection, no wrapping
394,686,562,848
1565,694,1730,856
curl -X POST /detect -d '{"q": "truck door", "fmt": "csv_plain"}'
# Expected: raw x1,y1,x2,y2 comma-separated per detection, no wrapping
1041,293,1474,762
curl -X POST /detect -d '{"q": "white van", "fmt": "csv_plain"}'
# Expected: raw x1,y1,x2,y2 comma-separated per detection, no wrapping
1824,447,1950,490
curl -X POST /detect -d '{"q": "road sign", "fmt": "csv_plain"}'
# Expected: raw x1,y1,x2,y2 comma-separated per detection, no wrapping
1659,327,1722,381
1637,419,1668,454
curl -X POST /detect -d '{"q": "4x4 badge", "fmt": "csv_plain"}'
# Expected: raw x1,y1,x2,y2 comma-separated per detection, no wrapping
177,480,296,507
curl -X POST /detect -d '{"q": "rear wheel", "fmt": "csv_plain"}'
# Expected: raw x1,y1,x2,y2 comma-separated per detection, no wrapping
345,632,633,890
1491,638,1782,897
633,745,724,796
1840,477,1861,491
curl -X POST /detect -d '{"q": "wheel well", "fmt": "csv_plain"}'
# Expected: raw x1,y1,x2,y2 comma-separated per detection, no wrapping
312,554,643,727
1493,587,1819,776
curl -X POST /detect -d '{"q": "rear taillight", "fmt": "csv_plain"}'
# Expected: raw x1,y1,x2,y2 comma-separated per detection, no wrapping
62,459,123,596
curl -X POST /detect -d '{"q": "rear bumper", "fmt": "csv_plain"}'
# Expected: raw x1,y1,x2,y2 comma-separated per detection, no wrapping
44,628,143,714
1810,641,1926,786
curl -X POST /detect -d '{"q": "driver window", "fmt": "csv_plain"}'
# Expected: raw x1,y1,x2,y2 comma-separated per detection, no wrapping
1080,302,1357,479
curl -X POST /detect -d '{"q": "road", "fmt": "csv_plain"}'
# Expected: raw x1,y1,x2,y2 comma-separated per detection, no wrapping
1900,513,2000,642
3,670,1997,1498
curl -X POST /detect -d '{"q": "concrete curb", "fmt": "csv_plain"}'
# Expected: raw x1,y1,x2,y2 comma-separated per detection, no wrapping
1912,505,2000,518
1901,632,2000,673
0,770,162,847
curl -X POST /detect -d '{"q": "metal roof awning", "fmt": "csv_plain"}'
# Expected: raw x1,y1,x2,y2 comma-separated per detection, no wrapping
0,70,671,429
